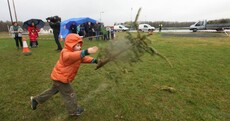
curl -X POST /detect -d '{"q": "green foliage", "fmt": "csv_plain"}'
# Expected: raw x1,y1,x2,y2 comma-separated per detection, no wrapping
127,8,172,66
96,8,171,72
140,21,195,28
0,21,24,32
207,18,230,24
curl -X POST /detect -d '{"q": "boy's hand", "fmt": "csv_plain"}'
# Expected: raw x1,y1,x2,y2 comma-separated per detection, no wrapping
88,46,98,54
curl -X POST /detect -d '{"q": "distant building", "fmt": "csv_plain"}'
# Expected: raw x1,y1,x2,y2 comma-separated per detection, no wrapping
39,26,52,34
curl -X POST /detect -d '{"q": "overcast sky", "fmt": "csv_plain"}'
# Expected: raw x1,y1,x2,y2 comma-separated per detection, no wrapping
1,0,230,26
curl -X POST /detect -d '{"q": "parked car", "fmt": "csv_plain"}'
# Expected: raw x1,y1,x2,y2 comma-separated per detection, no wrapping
138,24,155,32
190,19,230,32
114,25,129,32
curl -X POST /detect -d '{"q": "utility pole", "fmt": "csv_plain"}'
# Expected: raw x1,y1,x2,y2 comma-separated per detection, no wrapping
12,0,18,22
100,11,104,22
7,0,13,24
131,7,133,30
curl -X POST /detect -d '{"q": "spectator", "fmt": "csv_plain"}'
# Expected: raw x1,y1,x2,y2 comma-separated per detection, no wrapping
28,22,40,47
94,22,101,40
70,22,77,33
111,28,115,40
29,29,38,48
47,16,63,51
106,27,111,40
85,22,94,40
101,25,108,40
9,22,23,49
159,23,163,32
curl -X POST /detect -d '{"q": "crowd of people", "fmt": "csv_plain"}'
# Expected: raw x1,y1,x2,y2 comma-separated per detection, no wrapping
10,17,116,51
10,21,40,49
69,22,115,41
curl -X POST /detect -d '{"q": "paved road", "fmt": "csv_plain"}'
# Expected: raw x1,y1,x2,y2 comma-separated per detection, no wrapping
129,29,230,37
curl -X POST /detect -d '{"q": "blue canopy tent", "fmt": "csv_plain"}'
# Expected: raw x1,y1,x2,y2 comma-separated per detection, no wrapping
59,17,97,39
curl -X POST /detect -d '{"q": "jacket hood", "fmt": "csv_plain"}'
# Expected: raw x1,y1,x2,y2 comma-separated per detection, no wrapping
64,34,82,51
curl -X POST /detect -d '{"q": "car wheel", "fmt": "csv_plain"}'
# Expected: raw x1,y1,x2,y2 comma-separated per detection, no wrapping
193,29,197,32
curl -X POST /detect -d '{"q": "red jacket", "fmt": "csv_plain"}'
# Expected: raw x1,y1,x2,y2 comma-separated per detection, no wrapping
29,31,38,41
50,34,94,83
28,26,40,41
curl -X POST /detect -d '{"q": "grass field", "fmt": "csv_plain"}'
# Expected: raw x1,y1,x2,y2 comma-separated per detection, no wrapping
0,32,229,121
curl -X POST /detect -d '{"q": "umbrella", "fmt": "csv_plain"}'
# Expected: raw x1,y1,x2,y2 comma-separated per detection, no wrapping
64,17,97,29
23,19,45,29
59,17,97,38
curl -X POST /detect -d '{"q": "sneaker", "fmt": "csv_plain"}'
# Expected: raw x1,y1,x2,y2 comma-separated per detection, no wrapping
30,96,38,110
70,107,84,116
76,107,84,116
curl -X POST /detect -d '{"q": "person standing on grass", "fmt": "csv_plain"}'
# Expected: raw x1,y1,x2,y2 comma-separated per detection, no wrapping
9,22,23,49
69,22,77,34
85,22,94,40
111,28,115,40
30,33,98,116
94,22,101,40
28,22,40,47
29,29,38,48
47,16,63,51
159,23,163,32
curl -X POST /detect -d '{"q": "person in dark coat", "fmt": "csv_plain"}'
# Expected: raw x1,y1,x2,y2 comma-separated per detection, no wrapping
94,22,101,40
85,22,94,40
47,16,63,51
70,22,77,34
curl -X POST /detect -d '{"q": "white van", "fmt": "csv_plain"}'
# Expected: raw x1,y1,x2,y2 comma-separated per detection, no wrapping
138,24,155,32
114,25,129,32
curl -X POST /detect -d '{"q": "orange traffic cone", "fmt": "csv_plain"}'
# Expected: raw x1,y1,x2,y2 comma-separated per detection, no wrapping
22,37,32,56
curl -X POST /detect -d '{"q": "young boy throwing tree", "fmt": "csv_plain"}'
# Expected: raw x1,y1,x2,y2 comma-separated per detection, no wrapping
30,33,98,116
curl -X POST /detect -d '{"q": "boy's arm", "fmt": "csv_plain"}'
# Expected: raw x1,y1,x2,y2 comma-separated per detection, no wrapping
81,49,97,63
62,46,98,64
81,46,98,63
81,56,97,63
62,49,94,64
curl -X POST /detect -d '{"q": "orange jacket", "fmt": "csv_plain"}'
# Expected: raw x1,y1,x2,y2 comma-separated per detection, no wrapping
51,34,94,83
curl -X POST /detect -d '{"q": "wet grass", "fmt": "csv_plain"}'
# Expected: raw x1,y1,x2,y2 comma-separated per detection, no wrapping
0,32,229,121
